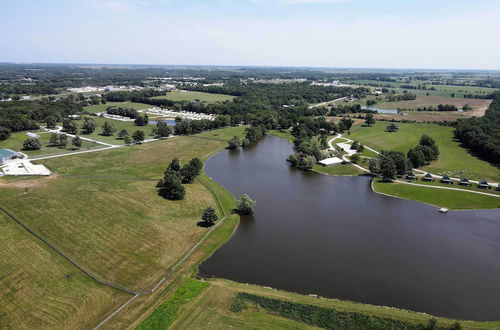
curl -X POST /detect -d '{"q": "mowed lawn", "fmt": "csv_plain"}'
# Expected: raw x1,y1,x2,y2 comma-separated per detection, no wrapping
73,115,155,145
0,131,103,157
373,181,500,210
0,131,235,292
152,90,234,103
0,212,128,329
349,122,500,182
84,101,153,114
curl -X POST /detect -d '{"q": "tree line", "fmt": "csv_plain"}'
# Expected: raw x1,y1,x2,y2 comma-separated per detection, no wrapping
454,92,500,164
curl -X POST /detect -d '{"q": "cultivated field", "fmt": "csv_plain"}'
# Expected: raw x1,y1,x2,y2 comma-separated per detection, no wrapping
0,212,128,329
84,101,153,114
152,90,234,103
348,122,500,182
375,95,491,113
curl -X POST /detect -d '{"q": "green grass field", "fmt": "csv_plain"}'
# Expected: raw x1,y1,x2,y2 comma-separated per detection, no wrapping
375,95,491,112
313,163,365,176
0,212,128,329
152,91,234,103
348,122,500,182
373,180,500,210
73,115,155,145
194,125,247,142
0,131,103,157
169,278,500,330
84,102,153,114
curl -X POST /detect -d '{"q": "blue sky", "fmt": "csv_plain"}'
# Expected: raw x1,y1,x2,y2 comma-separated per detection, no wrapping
1,0,499,69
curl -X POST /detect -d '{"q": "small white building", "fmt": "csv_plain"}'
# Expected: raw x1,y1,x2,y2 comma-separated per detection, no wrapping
318,157,343,166
26,132,39,138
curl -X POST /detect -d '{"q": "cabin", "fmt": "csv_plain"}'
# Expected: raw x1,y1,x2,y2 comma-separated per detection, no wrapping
441,175,453,184
477,180,490,189
423,173,434,182
459,178,471,186
405,172,416,181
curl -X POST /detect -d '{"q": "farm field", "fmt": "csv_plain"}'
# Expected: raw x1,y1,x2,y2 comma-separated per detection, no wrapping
373,180,500,210
348,122,500,183
0,212,128,329
84,101,153,114
375,95,491,113
0,131,243,293
0,131,103,157
152,90,234,103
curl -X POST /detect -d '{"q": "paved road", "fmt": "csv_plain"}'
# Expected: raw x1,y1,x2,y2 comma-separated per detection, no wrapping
327,135,500,198
308,97,346,109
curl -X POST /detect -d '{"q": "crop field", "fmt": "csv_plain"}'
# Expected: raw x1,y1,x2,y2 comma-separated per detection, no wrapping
152,90,234,103
84,101,153,114
348,122,500,182
373,181,500,210
375,95,491,112
0,212,128,329
0,131,103,157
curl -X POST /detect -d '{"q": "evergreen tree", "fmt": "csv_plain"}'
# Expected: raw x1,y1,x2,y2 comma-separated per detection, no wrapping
201,207,218,226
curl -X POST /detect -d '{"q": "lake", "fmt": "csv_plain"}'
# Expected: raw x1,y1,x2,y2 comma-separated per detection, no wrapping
148,119,176,126
200,135,500,321
361,105,399,114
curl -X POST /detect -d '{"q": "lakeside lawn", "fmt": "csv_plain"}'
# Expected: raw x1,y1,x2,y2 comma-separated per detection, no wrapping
348,122,500,183
152,90,234,103
0,212,128,329
0,131,103,157
166,278,500,330
373,180,500,210
84,101,153,114
313,163,365,176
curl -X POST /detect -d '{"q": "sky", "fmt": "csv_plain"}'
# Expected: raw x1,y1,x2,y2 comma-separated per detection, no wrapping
1,0,499,70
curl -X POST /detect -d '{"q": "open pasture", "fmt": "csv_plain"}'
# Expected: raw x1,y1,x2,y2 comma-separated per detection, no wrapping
0,212,128,329
348,122,500,182
152,90,234,103
84,101,153,114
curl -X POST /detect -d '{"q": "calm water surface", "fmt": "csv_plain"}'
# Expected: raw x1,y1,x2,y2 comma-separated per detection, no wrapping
200,136,500,321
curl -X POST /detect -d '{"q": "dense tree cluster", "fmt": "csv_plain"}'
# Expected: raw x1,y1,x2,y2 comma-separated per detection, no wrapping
134,114,149,126
454,92,500,164
22,138,41,151
106,107,139,119
233,194,256,215
386,93,417,102
157,158,202,200
407,135,440,168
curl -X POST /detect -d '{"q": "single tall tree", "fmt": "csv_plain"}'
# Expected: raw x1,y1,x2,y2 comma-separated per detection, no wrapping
201,207,218,226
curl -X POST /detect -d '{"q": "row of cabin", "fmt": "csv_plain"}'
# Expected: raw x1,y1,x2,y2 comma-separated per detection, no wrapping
405,172,499,190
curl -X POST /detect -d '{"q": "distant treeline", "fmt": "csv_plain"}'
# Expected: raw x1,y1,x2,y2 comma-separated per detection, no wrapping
386,93,417,102
0,97,82,139
106,106,139,119
454,91,500,164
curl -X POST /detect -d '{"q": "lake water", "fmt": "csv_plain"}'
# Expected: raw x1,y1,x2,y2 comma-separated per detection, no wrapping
200,136,500,321
148,119,176,126
361,105,399,114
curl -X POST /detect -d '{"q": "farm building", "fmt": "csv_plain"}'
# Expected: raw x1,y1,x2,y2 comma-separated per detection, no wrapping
26,132,39,138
